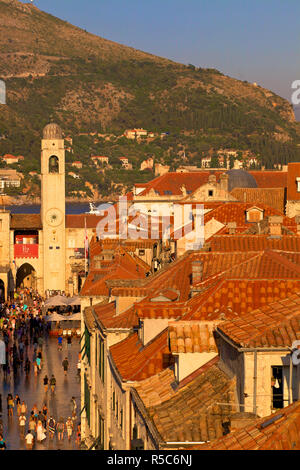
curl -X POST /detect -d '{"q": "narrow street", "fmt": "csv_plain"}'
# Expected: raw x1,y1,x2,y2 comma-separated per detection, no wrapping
0,335,80,450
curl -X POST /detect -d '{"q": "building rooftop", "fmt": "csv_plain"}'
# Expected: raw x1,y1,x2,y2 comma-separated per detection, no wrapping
138,359,236,443
109,329,173,381
168,321,218,353
217,291,300,348
193,400,300,450
230,187,285,213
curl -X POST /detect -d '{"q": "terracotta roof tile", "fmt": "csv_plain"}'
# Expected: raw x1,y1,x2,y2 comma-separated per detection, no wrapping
109,329,172,381
230,187,285,212
168,321,218,353
217,292,300,348
136,171,224,197
92,302,138,329
193,401,300,450
134,368,176,408
10,214,42,229
139,360,236,443
210,235,300,252
249,171,287,188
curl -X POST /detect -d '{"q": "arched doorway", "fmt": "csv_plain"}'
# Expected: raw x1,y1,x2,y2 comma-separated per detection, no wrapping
0,280,5,302
16,263,36,290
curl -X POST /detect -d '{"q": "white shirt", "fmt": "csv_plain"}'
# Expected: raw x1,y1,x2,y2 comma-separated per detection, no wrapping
25,433,34,444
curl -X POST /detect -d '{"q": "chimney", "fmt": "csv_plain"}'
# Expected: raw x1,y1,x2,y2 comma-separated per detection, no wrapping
268,215,283,237
220,173,228,193
227,222,237,235
191,260,203,285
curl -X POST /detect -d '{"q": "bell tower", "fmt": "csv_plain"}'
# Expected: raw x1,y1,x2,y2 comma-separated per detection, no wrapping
41,123,66,293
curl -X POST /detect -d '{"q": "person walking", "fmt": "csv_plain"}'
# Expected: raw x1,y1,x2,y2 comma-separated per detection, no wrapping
43,375,49,393
62,357,69,376
57,417,64,441
15,394,21,416
19,414,27,437
20,400,27,416
36,355,41,372
28,416,36,437
36,420,46,443
67,335,72,349
7,394,14,417
47,416,56,440
57,335,63,351
42,404,48,423
25,430,34,450
50,375,56,393
66,417,73,441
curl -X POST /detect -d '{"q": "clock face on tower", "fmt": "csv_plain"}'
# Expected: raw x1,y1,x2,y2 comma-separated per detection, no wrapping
46,208,63,227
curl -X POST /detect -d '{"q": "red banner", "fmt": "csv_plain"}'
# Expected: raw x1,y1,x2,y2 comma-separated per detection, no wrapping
14,244,39,259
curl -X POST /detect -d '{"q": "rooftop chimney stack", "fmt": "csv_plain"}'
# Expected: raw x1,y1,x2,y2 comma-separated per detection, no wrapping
191,260,203,285
268,215,283,237
227,222,237,235
220,173,228,193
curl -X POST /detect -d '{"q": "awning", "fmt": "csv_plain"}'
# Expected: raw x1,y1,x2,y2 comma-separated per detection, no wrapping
45,295,69,307
67,296,81,306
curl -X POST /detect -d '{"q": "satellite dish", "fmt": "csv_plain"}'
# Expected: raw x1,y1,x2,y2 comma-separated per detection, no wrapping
292,349,300,366
292,340,300,350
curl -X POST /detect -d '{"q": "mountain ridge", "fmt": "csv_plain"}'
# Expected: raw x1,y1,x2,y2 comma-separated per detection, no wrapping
0,0,299,177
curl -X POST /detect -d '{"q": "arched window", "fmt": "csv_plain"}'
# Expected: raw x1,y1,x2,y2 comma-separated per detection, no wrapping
49,155,59,173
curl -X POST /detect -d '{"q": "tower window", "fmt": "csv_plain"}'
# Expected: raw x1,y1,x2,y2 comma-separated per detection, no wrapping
49,155,59,173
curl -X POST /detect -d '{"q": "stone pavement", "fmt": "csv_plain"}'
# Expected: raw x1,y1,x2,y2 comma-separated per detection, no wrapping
0,335,80,450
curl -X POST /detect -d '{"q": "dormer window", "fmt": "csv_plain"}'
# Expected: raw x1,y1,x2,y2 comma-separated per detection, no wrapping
208,190,214,197
296,177,300,192
246,206,264,222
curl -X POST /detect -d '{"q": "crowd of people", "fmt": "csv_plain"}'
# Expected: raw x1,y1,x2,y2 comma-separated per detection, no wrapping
0,392,81,450
0,288,81,450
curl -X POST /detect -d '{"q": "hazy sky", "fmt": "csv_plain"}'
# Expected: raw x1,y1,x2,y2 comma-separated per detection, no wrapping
22,0,300,104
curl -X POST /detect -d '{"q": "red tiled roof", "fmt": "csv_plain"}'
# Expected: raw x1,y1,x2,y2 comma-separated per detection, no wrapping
204,202,291,228
109,329,172,381
133,368,176,408
135,171,224,196
168,321,218,353
93,302,138,329
249,171,287,188
210,235,300,252
10,214,42,229
217,292,300,348
230,187,285,213
185,279,300,321
142,360,236,443
194,401,300,450
80,247,148,296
